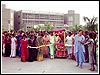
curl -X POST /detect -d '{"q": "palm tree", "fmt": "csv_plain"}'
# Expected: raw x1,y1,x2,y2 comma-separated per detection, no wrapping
83,16,98,31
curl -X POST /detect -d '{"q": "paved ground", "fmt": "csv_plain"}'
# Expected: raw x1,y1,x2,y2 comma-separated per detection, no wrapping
2,56,98,74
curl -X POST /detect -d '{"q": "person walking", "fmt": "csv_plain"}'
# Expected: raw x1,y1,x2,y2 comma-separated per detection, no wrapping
74,30,85,69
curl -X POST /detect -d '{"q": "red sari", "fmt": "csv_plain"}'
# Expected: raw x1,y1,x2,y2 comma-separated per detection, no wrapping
72,46,76,60
20,39,29,62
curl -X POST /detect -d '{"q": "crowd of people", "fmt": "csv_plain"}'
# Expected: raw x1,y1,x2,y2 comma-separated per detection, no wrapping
2,30,98,71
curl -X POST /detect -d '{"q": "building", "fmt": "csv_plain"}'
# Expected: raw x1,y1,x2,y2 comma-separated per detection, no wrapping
64,10,80,26
2,4,80,32
14,10,64,31
2,4,14,32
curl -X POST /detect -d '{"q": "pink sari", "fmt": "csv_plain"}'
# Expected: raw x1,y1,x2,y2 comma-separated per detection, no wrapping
43,36,49,58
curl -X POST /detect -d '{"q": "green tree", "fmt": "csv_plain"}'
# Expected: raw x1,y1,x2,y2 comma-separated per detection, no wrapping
33,21,55,31
34,24,45,31
68,25,84,31
83,16,98,31
45,21,54,31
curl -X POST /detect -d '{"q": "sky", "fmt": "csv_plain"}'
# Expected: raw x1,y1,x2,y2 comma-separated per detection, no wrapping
1,1,99,25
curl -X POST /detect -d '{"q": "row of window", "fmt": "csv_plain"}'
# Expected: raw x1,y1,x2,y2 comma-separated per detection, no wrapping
22,17,64,20
22,13,63,17
22,13,64,20
22,20,63,24
22,20,63,25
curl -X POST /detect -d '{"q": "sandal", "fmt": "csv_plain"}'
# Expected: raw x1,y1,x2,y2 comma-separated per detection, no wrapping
79,66,83,69
76,64,79,67
88,68,92,70
90,67,95,71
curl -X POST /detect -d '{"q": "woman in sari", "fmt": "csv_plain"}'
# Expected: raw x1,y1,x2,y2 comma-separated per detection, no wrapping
43,33,49,58
37,32,44,61
5,34,11,57
20,34,29,62
74,30,85,69
49,32,55,59
28,34,38,62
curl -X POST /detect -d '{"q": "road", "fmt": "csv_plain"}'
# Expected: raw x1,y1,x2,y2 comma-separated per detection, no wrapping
1,56,98,74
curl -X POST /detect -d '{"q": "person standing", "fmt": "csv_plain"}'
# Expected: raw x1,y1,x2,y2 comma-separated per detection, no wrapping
74,30,85,69
66,32,73,59
16,32,22,57
49,32,55,59
43,33,49,58
2,34,6,56
95,32,98,71
20,34,29,62
10,34,17,58
71,32,76,60
37,33,44,61
28,35,38,62
83,31,89,63
5,34,11,57
85,33,95,71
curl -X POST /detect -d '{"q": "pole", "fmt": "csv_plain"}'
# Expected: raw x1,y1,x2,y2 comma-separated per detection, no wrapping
8,20,10,32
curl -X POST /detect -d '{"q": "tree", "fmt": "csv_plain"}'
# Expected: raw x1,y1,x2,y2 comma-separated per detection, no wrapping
83,16,98,31
68,25,84,31
45,21,54,31
35,25,45,31
32,21,55,31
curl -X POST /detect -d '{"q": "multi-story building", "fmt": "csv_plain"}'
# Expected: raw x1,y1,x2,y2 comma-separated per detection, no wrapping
64,10,80,26
2,4,14,32
14,10,64,31
2,4,80,32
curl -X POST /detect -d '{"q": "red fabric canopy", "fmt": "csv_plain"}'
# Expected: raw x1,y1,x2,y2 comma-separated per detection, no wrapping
52,29,65,33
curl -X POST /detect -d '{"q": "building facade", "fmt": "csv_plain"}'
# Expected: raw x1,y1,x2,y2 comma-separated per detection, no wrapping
2,4,14,32
14,10,64,31
64,10,80,26
2,4,80,32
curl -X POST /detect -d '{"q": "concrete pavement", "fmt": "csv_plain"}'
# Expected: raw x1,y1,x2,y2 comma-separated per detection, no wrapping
2,57,98,74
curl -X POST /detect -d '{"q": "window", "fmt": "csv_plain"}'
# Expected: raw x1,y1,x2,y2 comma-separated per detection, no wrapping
18,15,20,18
35,14,39,19
68,16,73,21
69,22,73,25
